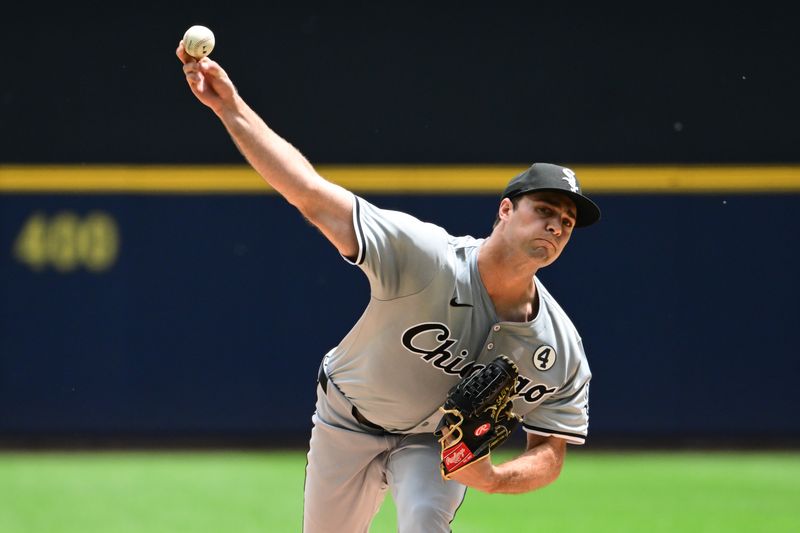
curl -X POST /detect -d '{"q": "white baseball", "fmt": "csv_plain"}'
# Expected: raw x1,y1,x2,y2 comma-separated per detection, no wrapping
182,25,215,59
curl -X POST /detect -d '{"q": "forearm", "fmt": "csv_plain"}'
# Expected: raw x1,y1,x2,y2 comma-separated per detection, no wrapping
177,49,354,241
177,47,344,216
487,441,564,494
453,436,565,494
213,94,356,254
216,95,330,209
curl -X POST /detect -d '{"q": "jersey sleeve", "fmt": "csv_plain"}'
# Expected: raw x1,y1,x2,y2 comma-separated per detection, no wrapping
344,196,450,300
523,349,592,445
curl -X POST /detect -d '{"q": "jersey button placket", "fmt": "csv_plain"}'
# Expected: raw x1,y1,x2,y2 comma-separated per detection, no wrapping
487,324,500,350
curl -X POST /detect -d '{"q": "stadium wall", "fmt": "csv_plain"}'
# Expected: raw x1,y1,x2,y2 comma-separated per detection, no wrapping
1,165,798,447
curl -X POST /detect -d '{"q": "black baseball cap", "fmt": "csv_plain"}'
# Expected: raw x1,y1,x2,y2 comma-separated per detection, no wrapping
501,163,601,227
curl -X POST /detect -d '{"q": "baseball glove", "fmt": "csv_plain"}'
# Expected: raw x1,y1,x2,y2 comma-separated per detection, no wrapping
434,354,521,478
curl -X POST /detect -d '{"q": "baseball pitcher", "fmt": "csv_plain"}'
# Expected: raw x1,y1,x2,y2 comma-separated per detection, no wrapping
177,39,600,533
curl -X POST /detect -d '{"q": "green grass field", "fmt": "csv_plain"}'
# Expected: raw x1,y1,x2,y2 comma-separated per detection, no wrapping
1,450,798,532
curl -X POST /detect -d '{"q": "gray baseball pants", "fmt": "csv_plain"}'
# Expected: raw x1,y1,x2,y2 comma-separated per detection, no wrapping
303,370,467,533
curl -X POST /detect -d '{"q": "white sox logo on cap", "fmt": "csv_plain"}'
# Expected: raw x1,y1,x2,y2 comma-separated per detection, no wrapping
533,345,557,371
561,168,579,193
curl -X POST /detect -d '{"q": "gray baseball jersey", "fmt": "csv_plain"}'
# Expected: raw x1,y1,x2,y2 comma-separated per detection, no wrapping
323,196,591,443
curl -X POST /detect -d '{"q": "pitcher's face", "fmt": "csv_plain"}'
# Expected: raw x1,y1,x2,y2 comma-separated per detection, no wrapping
502,192,576,265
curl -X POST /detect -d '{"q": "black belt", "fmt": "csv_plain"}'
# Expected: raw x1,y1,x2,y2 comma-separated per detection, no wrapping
317,362,388,432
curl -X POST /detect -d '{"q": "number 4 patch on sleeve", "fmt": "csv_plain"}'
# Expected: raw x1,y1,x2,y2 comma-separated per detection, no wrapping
532,345,556,371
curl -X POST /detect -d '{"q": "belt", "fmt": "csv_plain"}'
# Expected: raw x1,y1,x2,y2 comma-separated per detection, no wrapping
317,362,389,433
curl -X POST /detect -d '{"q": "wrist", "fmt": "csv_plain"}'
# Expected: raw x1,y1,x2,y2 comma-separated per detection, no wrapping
214,93,245,121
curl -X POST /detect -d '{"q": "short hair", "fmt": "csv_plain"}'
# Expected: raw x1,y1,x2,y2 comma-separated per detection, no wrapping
492,195,522,229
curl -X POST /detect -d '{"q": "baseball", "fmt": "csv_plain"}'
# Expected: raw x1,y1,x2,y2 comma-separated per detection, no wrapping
182,25,215,59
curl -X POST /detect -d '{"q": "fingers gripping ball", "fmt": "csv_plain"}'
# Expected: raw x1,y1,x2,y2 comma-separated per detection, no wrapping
434,355,521,478
183,25,215,59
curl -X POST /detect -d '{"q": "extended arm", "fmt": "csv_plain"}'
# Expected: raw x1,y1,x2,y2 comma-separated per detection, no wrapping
176,43,357,258
449,433,566,494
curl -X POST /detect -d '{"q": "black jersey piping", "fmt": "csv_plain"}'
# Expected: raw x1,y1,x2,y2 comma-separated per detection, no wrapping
354,197,366,265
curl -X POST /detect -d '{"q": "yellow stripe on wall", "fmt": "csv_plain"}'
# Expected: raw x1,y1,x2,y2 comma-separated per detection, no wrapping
1,164,800,194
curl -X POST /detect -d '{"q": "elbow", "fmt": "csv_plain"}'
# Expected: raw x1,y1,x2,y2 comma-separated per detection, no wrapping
543,457,564,487
539,436,566,487
520,441,565,493
485,456,564,495
542,443,566,486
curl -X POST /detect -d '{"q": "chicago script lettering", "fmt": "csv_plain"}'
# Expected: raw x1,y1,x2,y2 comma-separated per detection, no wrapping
401,323,475,376
401,322,559,405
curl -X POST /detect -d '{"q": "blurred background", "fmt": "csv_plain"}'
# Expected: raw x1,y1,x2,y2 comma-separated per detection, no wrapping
0,3,800,532
0,2,800,533
1,4,799,532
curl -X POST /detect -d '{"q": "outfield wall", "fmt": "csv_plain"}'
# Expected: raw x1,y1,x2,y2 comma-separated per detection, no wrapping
1,165,798,446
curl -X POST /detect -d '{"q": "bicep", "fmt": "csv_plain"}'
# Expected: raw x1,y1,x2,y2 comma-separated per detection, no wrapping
526,433,567,473
294,179,358,258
